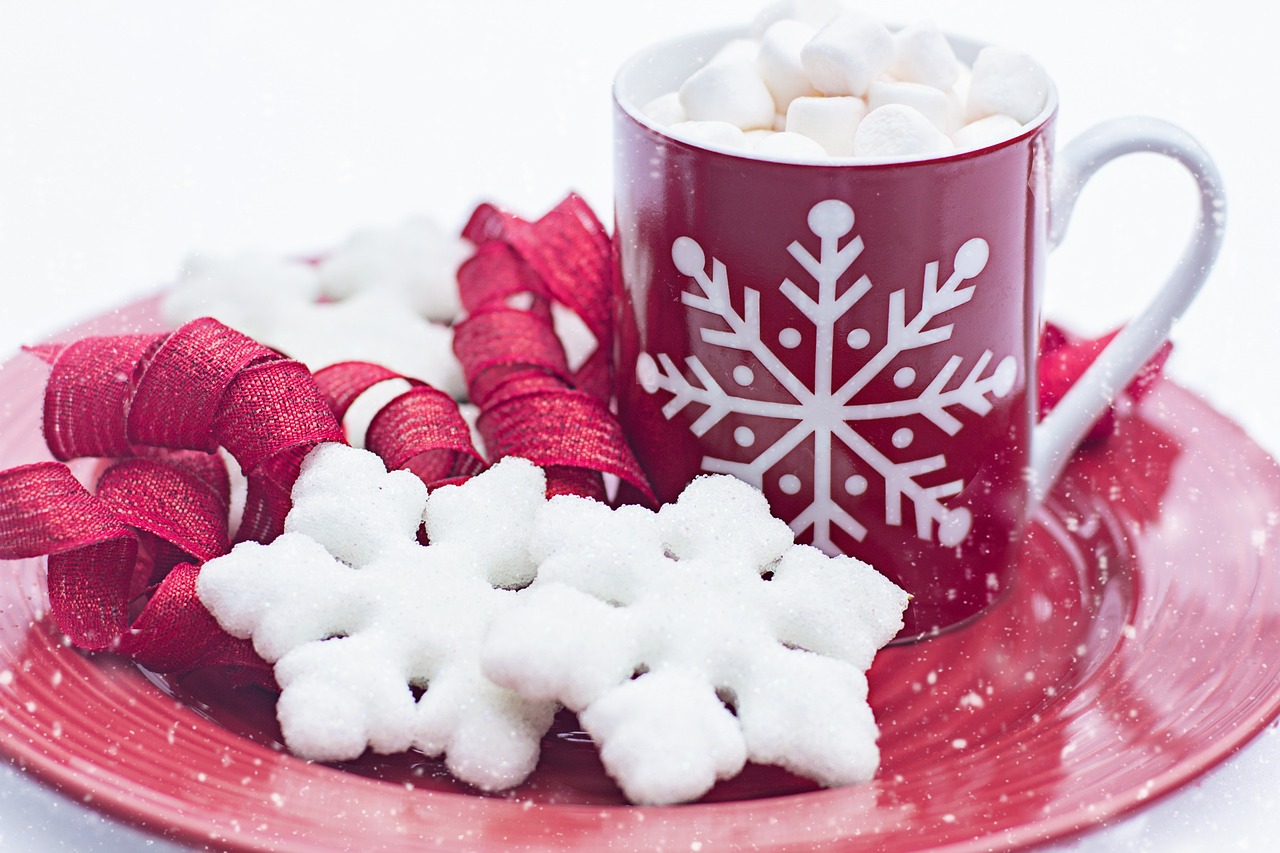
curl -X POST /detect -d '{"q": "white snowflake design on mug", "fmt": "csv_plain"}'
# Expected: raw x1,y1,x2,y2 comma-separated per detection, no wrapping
635,198,1018,553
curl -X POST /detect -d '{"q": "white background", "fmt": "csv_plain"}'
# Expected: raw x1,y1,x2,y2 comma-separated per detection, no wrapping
0,1,1277,849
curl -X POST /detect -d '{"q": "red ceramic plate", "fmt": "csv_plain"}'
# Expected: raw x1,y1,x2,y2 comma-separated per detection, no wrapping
4,298,1280,852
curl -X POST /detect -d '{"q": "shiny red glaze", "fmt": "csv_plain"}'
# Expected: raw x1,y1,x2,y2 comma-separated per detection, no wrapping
611,32,1057,637
4,298,1280,850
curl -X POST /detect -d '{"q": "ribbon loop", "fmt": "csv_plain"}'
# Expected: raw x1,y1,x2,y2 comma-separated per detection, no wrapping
128,317,276,451
39,334,162,460
456,194,657,506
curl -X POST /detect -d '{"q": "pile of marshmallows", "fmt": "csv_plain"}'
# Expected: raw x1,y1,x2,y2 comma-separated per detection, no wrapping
641,3,1051,161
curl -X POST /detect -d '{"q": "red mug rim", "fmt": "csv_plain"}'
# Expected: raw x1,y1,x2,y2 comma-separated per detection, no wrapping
612,23,1060,167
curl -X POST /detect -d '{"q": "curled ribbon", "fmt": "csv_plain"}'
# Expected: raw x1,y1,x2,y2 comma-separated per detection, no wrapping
312,360,486,490
0,319,344,683
455,193,656,506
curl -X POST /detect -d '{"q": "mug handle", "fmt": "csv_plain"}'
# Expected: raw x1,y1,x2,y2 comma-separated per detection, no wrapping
1028,116,1227,503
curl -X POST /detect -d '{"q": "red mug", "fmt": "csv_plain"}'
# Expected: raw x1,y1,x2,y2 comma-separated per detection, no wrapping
611,26,1225,639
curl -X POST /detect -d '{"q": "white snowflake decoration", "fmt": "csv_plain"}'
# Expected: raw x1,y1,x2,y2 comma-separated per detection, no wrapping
161,251,322,345
481,474,909,806
160,215,469,400
196,445,556,792
635,198,1017,554
316,214,471,323
262,289,464,399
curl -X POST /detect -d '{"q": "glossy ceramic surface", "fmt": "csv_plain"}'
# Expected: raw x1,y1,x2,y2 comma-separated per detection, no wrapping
2,299,1280,851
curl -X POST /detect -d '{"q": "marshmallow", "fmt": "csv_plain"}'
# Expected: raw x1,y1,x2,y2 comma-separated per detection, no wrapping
785,95,867,156
755,20,820,112
650,7,1048,162
952,113,1025,150
709,37,762,68
751,0,848,36
853,104,955,159
966,46,1051,123
678,59,778,129
753,130,829,161
800,11,895,97
888,19,960,90
951,63,972,106
668,120,751,151
642,91,686,127
867,80,961,135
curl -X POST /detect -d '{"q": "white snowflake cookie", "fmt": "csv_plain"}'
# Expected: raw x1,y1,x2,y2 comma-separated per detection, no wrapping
482,473,909,805
196,445,555,791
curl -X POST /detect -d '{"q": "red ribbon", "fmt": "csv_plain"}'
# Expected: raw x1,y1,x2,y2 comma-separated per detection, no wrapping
312,360,486,489
0,319,346,683
455,194,656,506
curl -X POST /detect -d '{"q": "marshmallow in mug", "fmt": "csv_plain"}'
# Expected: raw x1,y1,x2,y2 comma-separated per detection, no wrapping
641,7,1050,161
